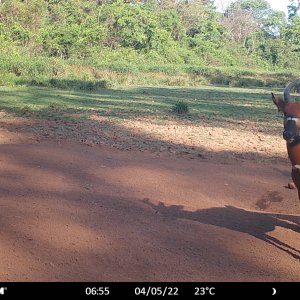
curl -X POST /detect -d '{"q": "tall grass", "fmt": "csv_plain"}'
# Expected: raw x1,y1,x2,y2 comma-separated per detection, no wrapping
0,52,298,90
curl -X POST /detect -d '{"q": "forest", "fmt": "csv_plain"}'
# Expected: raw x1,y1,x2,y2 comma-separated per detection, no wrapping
1,0,300,88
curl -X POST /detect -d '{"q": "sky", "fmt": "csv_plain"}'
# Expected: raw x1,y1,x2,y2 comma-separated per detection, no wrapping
215,0,291,15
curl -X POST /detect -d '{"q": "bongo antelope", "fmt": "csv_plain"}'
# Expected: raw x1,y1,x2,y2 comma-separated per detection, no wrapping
272,78,300,200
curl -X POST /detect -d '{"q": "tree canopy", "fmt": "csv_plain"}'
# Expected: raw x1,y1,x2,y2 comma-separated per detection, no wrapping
0,0,299,70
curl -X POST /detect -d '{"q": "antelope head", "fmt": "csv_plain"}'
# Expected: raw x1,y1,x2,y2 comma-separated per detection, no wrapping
272,78,300,145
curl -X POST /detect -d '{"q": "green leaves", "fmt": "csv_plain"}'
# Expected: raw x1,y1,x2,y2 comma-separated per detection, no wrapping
0,0,298,73
284,16,300,47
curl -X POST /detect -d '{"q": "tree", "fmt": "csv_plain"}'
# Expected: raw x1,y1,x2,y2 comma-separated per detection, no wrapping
177,0,221,41
262,10,286,37
284,15,300,50
288,0,300,20
222,9,258,45
227,0,272,21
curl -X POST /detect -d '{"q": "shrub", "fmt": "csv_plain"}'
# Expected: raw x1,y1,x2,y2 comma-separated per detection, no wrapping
209,75,231,86
229,77,265,87
172,101,189,114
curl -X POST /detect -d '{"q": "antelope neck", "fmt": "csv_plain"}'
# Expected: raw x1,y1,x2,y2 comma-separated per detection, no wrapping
285,117,299,122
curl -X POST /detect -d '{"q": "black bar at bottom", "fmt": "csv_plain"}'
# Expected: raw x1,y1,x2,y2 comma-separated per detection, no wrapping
0,282,298,298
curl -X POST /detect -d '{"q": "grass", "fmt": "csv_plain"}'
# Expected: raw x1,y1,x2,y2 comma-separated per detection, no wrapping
0,84,289,132
0,53,299,89
172,101,189,115
0,84,292,162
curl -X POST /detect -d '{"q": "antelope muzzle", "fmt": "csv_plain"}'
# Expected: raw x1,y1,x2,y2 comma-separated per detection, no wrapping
283,118,298,144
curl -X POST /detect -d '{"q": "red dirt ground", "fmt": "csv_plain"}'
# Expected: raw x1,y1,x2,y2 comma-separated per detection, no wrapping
0,123,300,282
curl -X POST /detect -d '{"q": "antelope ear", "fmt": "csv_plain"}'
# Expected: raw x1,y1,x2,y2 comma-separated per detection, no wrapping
271,93,285,112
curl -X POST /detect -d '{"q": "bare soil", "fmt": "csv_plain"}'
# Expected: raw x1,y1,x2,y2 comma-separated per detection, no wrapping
0,114,300,282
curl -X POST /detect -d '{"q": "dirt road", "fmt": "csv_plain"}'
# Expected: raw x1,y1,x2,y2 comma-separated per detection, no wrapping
0,124,300,282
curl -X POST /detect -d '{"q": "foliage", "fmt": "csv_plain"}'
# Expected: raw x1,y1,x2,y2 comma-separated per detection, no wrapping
283,16,300,51
0,0,299,88
172,101,189,114
288,0,300,20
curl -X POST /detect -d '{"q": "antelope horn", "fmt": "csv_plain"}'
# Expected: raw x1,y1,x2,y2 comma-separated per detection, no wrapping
284,77,300,102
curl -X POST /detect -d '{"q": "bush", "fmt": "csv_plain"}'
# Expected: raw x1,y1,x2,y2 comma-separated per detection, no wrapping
229,77,265,87
209,75,231,86
172,101,189,114
47,78,113,90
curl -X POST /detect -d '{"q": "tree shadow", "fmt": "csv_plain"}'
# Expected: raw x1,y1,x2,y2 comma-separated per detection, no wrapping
0,85,286,135
0,141,299,281
0,84,292,182
0,106,288,163
143,199,300,260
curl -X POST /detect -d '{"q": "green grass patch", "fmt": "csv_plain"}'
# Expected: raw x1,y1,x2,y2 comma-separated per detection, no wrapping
0,85,290,136
0,53,299,90
172,101,189,114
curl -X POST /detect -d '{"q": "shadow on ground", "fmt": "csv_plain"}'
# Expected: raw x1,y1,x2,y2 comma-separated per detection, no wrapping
143,199,300,260
0,141,299,281
0,85,289,133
